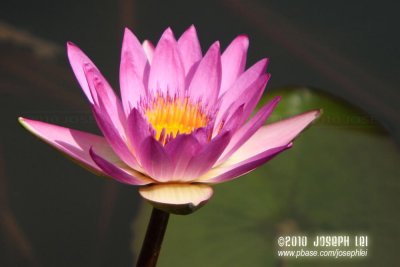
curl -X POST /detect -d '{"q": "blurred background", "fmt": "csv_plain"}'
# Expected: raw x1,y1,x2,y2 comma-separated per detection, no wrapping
1,0,399,266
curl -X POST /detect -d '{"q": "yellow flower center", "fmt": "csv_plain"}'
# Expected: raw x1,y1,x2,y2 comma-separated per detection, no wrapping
144,96,209,142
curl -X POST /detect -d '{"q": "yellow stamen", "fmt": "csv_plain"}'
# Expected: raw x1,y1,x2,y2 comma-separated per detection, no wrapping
145,96,209,142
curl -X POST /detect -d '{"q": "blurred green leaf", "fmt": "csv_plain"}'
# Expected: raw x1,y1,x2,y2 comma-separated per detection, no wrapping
133,88,400,267
261,87,384,134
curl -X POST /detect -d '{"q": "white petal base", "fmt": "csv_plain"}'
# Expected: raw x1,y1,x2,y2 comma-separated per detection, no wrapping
139,183,213,215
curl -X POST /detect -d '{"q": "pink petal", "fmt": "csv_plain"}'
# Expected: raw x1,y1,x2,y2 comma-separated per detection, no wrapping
183,131,231,180
196,110,320,183
126,108,154,160
239,75,270,124
217,96,280,163
216,59,268,119
212,104,244,138
222,104,244,132
83,62,127,139
67,42,99,104
215,70,270,130
92,105,142,171
198,145,291,183
148,28,185,97
164,134,201,181
192,127,211,146
187,41,221,106
138,136,173,182
219,35,249,96
141,40,153,89
223,110,320,166
142,40,155,63
89,147,152,185
177,25,202,77
120,28,148,115
19,117,117,175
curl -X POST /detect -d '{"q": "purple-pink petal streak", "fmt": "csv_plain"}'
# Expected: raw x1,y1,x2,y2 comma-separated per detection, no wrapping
215,59,269,127
120,28,149,114
83,62,127,136
218,96,280,163
142,40,155,64
91,104,141,171
177,25,202,78
188,41,221,106
89,147,152,185
164,134,201,181
138,136,173,182
220,35,249,96
228,110,320,163
126,108,154,160
19,117,117,175
67,42,97,104
148,28,185,96
197,110,320,183
184,131,231,180
200,145,291,183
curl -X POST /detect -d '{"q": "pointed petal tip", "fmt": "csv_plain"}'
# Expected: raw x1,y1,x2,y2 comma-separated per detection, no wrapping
204,41,221,56
183,24,197,35
236,34,249,47
66,41,80,51
66,42,79,56
238,33,249,39
303,109,323,121
17,117,129,177
18,117,30,131
123,28,132,40
162,27,175,38
142,39,153,46
123,27,137,40
212,40,221,49
315,108,323,118
272,95,282,103
18,117,33,131
305,109,323,125
260,57,269,68
139,183,213,215
149,26,185,96
143,40,155,54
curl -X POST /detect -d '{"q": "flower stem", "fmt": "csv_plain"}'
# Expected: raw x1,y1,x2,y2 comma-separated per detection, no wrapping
136,208,170,267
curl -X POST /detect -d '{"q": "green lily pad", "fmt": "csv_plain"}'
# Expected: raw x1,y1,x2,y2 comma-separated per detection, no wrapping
133,88,400,267
260,87,384,134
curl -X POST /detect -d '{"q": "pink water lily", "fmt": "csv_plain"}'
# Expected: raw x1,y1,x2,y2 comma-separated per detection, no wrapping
19,26,319,214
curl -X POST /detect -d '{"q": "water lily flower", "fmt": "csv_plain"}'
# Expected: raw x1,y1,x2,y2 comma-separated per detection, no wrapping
19,26,319,214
